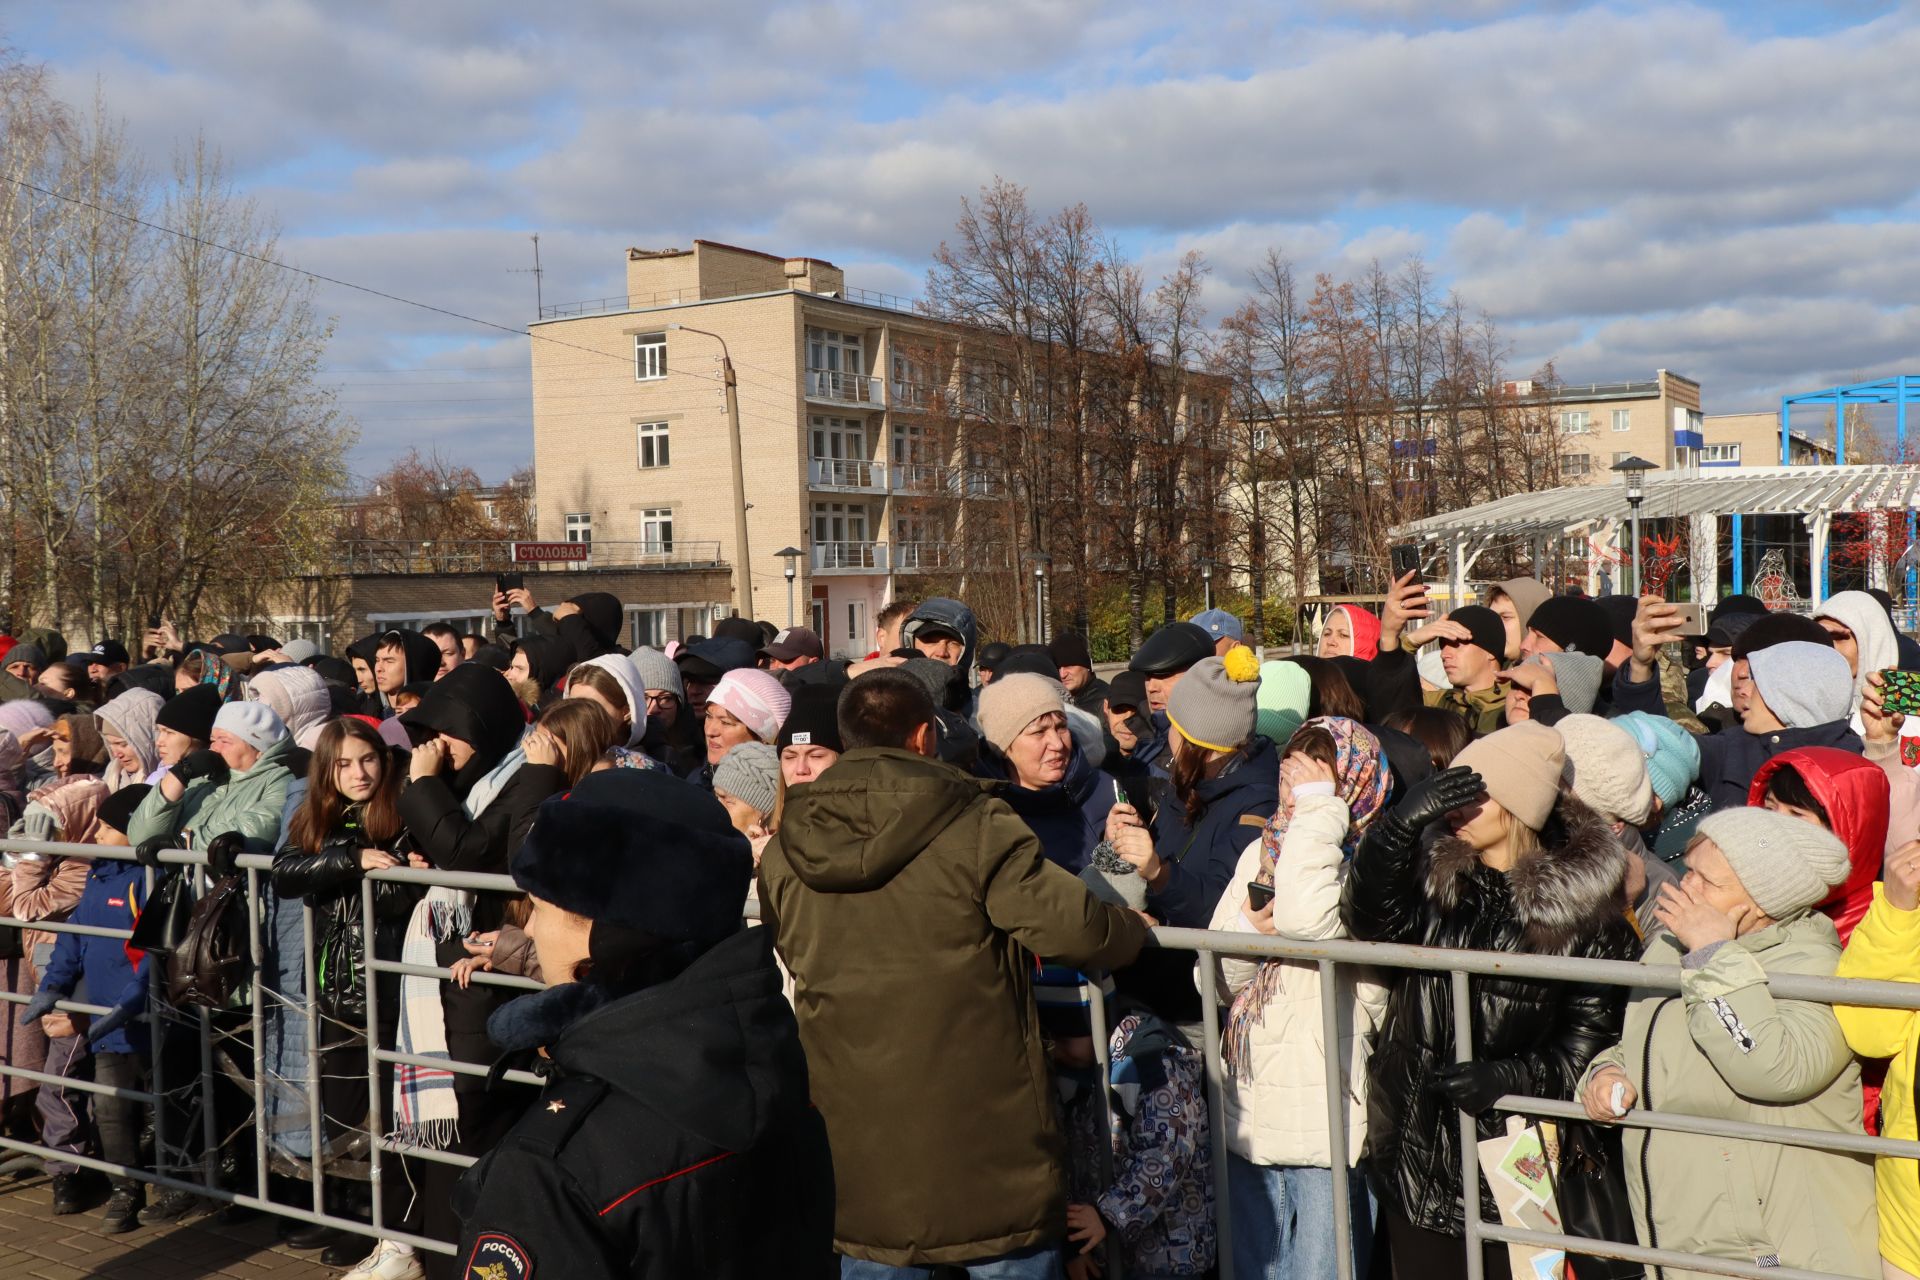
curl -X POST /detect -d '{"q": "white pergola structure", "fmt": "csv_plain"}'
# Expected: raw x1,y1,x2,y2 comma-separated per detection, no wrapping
1391,464,1920,609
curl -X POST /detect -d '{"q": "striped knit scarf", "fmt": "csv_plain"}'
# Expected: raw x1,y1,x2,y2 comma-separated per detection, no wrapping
1223,717,1389,1080
391,747,524,1150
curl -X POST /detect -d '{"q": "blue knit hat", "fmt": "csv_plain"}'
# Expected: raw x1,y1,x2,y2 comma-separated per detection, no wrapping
1614,711,1701,812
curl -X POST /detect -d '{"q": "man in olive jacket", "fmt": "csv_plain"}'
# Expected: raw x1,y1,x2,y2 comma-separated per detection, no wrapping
760,670,1149,1276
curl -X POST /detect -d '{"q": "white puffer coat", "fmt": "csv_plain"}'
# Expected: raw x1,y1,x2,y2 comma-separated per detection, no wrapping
1202,791,1388,1169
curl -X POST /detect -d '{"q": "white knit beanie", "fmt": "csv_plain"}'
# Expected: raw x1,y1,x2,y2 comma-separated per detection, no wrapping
1556,713,1655,826
212,700,287,753
976,673,1068,754
1697,806,1851,919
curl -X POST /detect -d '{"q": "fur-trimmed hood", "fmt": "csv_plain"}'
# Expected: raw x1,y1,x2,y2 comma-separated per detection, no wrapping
1424,793,1629,955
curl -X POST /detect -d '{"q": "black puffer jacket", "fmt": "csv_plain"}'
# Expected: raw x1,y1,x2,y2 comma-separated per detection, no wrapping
1340,794,1640,1235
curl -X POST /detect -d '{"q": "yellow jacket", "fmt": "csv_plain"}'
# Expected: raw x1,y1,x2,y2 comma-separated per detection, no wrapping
1835,883,1920,1274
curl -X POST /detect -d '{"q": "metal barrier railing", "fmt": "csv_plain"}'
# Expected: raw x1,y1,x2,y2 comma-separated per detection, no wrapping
3,835,1918,1278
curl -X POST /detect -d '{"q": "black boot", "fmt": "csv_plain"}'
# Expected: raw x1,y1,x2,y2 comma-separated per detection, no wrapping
137,1186,203,1225
101,1184,143,1234
50,1172,86,1215
285,1221,349,1251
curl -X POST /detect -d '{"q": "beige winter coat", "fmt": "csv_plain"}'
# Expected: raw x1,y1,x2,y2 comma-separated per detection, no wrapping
1204,792,1388,1169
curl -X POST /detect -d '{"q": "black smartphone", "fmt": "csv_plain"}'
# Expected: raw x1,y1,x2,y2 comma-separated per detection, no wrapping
1246,881,1275,912
147,613,162,630
495,572,525,595
1390,543,1421,583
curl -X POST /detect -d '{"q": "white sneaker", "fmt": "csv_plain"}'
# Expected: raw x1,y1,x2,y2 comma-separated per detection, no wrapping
340,1239,425,1280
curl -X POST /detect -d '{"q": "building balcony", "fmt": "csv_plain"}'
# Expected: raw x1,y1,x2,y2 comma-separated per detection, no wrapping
805,368,883,408
813,541,887,575
890,381,939,412
890,541,955,573
890,462,957,495
809,457,888,492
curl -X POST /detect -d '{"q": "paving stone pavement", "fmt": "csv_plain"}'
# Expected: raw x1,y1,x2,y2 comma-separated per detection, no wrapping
0,1175,353,1279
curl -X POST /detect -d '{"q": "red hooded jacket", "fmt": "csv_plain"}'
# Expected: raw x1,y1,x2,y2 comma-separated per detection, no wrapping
1332,605,1383,661
1748,747,1888,944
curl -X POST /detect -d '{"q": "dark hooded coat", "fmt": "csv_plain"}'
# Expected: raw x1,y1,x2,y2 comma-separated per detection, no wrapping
453,928,836,1280
1341,794,1640,1235
758,747,1149,1266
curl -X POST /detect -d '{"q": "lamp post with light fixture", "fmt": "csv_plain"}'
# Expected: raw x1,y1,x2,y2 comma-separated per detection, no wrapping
1611,455,1657,596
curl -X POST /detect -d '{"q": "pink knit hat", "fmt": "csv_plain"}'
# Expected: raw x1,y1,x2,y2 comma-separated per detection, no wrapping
706,668,792,743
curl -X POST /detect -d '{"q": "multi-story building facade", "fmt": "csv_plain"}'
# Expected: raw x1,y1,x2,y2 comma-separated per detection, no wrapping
1541,371,1832,480
529,240,1224,657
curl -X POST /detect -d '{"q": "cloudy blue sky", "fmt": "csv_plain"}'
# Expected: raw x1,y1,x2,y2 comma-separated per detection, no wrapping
11,0,1918,481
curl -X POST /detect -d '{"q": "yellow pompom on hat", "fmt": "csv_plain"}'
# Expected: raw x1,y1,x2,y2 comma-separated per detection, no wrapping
1168,644,1262,752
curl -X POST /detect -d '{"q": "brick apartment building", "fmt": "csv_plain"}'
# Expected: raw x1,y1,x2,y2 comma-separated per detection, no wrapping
1535,369,1832,481
528,239,1226,658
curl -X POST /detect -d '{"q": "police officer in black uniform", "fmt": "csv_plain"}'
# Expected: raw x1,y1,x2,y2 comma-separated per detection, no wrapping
454,769,835,1279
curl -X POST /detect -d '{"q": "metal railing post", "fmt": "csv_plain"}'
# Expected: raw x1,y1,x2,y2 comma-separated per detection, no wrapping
301,901,326,1211
145,862,169,1184
1199,956,1234,1280
246,865,268,1205
1452,967,1483,1280
362,875,386,1239
1086,978,1121,1280
1321,958,1354,1280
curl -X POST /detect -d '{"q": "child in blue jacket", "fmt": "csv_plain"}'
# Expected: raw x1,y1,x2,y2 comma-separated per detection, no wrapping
18,784,155,1232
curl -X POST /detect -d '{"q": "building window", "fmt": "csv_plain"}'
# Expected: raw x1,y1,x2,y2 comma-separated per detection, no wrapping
1611,451,1635,465
1560,453,1592,478
1611,409,1632,432
811,599,828,639
1559,410,1592,434
640,508,674,553
630,608,667,650
634,332,667,381
1701,443,1742,464
846,601,867,646
565,512,591,544
635,421,670,469
1252,427,1271,450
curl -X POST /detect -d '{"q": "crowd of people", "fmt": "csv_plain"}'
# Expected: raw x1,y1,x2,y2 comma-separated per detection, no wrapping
0,569,1917,1280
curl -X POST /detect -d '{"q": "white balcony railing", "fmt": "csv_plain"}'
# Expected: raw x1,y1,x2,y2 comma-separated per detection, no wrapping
889,462,955,494
806,368,883,406
813,541,886,572
809,457,886,489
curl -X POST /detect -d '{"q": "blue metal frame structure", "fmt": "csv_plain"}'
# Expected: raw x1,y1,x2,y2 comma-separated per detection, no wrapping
1779,375,1920,601
1781,374,1920,465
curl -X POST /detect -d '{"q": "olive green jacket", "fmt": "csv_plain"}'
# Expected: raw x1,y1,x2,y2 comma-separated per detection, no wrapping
759,747,1149,1266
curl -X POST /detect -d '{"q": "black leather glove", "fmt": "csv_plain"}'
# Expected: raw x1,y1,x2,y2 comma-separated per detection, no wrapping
84,1003,135,1046
135,836,173,869
1430,1059,1532,1115
16,988,58,1027
204,832,244,879
171,749,229,787
1389,765,1485,834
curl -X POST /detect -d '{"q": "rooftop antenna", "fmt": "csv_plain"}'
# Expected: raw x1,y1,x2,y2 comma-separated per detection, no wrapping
509,233,544,314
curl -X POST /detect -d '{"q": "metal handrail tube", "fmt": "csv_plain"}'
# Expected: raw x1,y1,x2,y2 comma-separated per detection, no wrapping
0,913,136,940
0,1061,159,1102
1148,925,1920,1011
0,1134,458,1257
368,957,545,992
1495,1092,1920,1161
372,1046,544,1088
363,865,518,893
375,1135,479,1170
0,990,118,1017
1482,1222,1843,1280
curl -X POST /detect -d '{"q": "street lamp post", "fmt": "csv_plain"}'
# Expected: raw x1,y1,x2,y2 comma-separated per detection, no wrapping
1202,559,1214,612
1611,455,1657,596
667,323,754,618
1025,552,1052,644
775,546,803,627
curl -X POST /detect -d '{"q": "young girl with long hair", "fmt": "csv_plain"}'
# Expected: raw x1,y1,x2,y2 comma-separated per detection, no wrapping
268,717,424,1265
